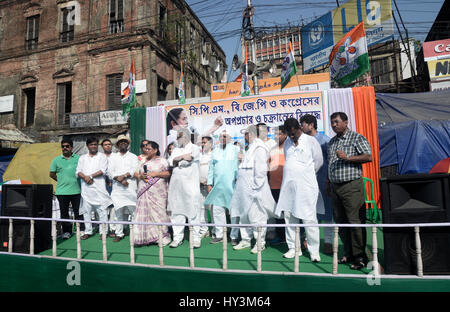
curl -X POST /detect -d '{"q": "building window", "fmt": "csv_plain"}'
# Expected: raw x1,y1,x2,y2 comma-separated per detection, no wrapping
107,74,123,110
22,88,36,127
159,3,167,39
274,38,279,46
280,37,286,45
109,0,124,34
190,83,196,98
157,76,168,101
26,15,40,50
268,39,273,48
293,34,299,42
57,82,72,125
60,7,75,43
262,41,267,49
190,23,196,46
175,21,183,53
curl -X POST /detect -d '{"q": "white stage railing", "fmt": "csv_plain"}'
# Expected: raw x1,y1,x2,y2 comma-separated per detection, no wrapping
1,216,450,279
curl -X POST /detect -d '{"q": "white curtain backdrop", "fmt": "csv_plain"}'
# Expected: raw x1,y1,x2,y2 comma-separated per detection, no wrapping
145,106,167,153
326,88,356,138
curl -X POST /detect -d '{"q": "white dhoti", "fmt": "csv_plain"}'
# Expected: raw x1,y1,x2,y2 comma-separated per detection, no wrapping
239,200,267,246
284,212,320,258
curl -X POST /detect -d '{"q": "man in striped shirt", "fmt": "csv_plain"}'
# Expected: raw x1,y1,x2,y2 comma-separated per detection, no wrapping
327,112,372,270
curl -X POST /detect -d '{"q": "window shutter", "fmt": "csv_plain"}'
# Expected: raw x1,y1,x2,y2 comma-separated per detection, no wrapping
115,75,122,109
57,84,66,125
118,0,124,21
107,75,115,109
110,0,116,20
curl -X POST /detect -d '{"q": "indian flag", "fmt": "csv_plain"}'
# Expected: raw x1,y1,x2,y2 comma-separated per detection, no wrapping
329,21,370,87
121,59,136,115
241,44,250,97
178,61,186,104
281,41,297,89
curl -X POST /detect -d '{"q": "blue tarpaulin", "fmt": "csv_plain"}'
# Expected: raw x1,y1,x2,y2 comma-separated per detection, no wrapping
0,155,13,184
379,120,450,174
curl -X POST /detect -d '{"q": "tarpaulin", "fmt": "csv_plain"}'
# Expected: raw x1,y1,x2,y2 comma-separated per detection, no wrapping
379,120,450,174
376,89,450,124
2,143,61,191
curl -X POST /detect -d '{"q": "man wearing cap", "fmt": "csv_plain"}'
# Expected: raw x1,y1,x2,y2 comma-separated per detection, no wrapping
107,135,139,242
76,137,113,239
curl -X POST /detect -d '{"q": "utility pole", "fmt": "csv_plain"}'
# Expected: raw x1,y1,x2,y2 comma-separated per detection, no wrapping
244,0,258,95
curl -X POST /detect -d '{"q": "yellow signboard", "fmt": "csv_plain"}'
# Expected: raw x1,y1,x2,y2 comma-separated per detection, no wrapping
427,58,450,80
332,0,393,45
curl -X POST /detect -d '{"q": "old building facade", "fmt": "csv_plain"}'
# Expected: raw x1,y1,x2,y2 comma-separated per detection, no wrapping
0,0,226,142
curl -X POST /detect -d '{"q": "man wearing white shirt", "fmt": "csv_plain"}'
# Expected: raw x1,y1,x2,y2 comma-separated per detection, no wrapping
76,137,113,240
230,125,276,254
199,136,213,238
107,135,139,242
167,128,202,248
275,118,323,262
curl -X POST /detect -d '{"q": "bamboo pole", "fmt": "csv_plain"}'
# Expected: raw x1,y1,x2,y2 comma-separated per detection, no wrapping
222,226,228,270
158,225,164,266
52,220,57,257
294,226,300,273
189,225,194,268
76,222,81,260
8,218,13,253
29,219,35,255
332,226,339,275
415,226,423,277
372,226,379,276
129,224,135,264
257,226,262,272
102,223,107,262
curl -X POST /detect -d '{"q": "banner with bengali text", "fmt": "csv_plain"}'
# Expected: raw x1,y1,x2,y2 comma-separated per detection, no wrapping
165,91,328,143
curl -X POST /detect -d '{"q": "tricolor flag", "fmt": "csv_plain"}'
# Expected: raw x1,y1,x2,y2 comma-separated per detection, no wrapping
121,59,136,115
178,61,186,104
280,41,297,89
241,44,250,97
329,21,370,87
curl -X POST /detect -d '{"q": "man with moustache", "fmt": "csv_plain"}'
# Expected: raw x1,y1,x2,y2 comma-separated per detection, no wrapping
275,118,323,262
327,112,372,270
101,138,116,237
76,137,113,240
49,137,82,239
107,135,139,242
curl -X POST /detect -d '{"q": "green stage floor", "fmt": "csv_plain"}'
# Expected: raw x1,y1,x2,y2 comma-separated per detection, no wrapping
39,227,383,275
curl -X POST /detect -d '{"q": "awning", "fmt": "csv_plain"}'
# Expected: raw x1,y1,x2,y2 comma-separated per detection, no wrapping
0,128,34,147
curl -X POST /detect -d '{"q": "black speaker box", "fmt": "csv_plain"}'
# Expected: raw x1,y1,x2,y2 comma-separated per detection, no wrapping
0,184,53,253
380,173,450,275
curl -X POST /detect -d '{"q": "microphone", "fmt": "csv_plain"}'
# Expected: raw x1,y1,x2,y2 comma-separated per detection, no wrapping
143,165,148,183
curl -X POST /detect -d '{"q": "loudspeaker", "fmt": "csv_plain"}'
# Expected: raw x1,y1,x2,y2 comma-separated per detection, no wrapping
0,184,53,253
380,173,450,275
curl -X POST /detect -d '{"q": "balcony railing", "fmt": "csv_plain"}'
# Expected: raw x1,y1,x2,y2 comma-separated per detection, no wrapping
1,216,450,279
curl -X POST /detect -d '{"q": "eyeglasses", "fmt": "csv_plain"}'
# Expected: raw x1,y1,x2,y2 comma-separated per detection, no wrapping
61,145,71,148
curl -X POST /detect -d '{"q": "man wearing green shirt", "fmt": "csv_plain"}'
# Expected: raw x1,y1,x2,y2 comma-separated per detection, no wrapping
50,138,82,239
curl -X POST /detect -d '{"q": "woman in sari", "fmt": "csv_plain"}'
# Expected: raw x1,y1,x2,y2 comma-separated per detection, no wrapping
133,141,172,246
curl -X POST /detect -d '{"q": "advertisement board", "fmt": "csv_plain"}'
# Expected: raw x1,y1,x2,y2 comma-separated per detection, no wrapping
427,59,450,80
301,0,394,72
423,39,450,61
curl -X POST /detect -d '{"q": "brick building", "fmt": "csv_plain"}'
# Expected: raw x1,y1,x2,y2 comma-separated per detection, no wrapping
243,26,302,79
0,0,226,143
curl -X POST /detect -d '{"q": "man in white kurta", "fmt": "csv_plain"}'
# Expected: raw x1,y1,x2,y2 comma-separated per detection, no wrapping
199,136,213,238
230,125,276,254
275,118,323,262
167,128,202,248
107,135,139,241
76,137,113,239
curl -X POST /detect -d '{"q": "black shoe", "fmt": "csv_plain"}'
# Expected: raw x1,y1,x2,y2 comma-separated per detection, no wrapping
350,257,367,270
338,256,355,264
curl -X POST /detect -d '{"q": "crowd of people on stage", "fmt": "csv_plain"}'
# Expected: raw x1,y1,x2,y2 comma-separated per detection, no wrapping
49,111,372,270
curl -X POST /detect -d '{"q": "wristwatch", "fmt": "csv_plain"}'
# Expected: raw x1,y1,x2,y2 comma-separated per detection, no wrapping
89,175,93,180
